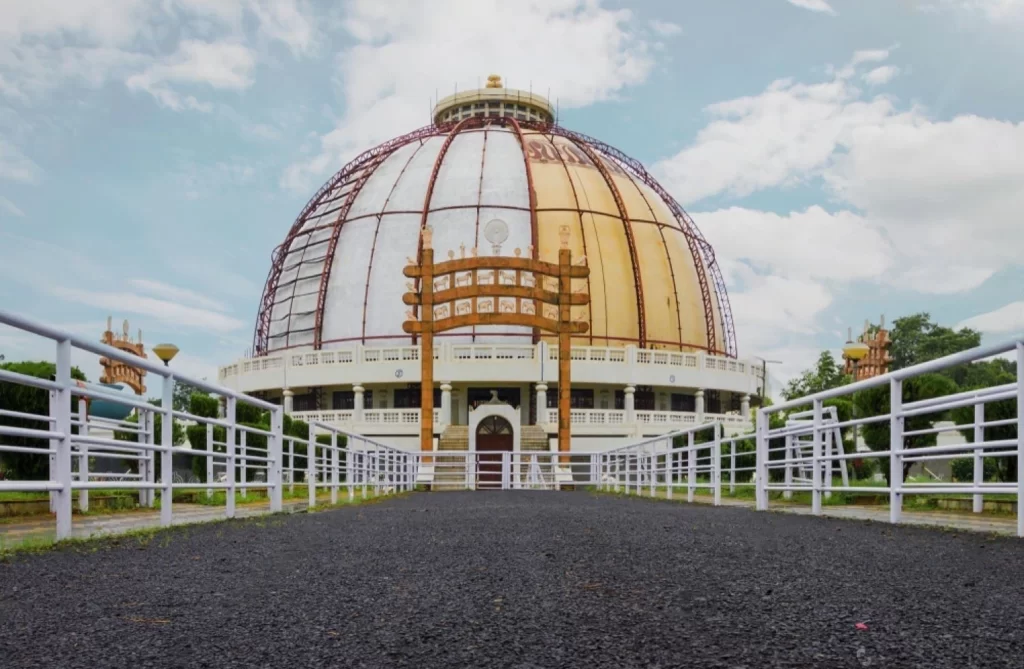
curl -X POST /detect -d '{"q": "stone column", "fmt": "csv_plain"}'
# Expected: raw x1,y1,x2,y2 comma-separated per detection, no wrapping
624,385,636,424
353,384,365,422
283,389,294,415
440,382,452,428
695,389,705,423
536,383,548,424
740,394,751,418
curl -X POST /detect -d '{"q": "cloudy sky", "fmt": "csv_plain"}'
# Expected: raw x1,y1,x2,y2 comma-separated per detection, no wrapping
1,0,1022,388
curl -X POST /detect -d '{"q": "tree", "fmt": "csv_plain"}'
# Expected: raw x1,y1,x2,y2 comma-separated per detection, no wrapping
0,361,87,479
782,351,849,400
950,359,1018,482
855,373,959,484
889,313,980,385
172,381,204,413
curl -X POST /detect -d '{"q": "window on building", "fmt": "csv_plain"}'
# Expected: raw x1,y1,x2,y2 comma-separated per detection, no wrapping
671,393,696,413
706,390,722,414
332,391,354,410
635,386,655,411
293,392,317,412
394,385,442,409
544,388,594,409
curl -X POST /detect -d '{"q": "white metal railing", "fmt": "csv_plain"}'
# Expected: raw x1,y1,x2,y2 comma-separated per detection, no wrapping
757,338,1023,536
0,310,410,541
290,408,441,426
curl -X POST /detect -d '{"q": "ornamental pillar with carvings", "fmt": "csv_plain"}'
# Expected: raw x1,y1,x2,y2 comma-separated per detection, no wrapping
740,394,751,419
440,382,452,428
535,383,548,424
695,389,705,423
624,385,636,424
283,389,294,415
353,384,365,422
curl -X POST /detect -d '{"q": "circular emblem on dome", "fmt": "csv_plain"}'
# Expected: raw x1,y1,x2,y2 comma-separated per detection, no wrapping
669,374,676,384
395,369,404,379
484,218,509,245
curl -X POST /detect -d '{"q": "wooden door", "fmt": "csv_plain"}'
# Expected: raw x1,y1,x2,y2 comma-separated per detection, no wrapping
476,416,513,488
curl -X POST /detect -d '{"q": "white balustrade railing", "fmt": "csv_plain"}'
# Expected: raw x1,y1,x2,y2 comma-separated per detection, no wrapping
291,408,441,426
220,341,762,384
542,408,749,431
0,309,411,541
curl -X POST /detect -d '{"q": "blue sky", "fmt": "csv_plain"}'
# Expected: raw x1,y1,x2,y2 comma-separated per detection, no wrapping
1,0,1022,387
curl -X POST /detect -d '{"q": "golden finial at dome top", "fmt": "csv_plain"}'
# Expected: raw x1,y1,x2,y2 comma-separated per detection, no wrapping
485,74,502,88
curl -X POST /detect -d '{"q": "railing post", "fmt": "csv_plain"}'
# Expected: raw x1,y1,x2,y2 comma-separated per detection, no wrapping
331,431,339,505
307,423,317,509
783,434,793,500
144,411,155,507
53,340,73,541
361,440,368,498
347,437,355,500
712,423,722,507
729,440,736,495
812,399,823,516
269,406,283,513
77,398,89,513
206,422,214,499
687,431,696,503
239,430,248,497
288,438,295,494
160,374,174,527
1016,342,1023,538
649,444,656,498
48,391,57,513
973,402,984,514
755,409,768,511
889,378,903,524
225,397,237,519
666,441,674,500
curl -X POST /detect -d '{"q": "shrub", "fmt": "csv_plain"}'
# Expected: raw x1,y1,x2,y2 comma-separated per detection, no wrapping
950,457,999,483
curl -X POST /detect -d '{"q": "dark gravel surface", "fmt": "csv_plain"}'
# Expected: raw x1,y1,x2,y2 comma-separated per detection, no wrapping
2,492,1024,668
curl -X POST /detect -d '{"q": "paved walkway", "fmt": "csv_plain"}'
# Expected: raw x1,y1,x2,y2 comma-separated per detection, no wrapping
1,489,1020,549
2,492,1023,668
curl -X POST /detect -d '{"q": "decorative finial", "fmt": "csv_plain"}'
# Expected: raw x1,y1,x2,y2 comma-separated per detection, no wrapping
122,319,129,337
421,225,433,250
527,244,534,257
486,74,502,88
406,281,416,292
459,242,466,258
471,246,478,257
558,225,570,249
447,249,455,259
514,247,521,257
405,309,417,321
106,315,112,331
138,328,142,344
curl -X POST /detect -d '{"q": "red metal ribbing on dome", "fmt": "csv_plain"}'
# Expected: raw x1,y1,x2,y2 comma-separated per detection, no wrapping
412,115,489,343
505,117,541,344
312,150,395,349
252,124,441,356
360,139,429,343
553,127,736,358
556,131,647,349
545,131,594,345
621,174,685,350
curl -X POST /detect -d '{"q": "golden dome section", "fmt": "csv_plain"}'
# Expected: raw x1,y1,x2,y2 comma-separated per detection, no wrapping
432,76,555,125
522,130,722,352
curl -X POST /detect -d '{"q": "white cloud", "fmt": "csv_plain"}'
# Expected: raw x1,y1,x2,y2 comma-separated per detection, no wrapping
657,49,1024,296
649,19,682,36
0,195,24,217
0,137,41,183
128,279,229,312
958,301,1024,335
249,0,317,56
694,206,892,283
49,286,245,333
282,0,658,192
862,64,899,85
921,0,1024,21
126,40,256,111
787,0,837,14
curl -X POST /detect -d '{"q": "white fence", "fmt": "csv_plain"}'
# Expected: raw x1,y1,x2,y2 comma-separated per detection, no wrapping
0,310,411,540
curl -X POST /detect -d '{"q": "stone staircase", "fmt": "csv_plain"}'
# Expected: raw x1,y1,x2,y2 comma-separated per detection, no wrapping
430,424,554,490
434,425,469,491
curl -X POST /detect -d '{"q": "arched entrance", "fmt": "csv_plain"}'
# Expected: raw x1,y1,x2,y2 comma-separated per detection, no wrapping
476,416,514,488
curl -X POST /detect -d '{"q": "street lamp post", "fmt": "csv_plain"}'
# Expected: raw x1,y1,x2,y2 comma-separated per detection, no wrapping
842,332,870,455
152,343,179,367
758,358,783,403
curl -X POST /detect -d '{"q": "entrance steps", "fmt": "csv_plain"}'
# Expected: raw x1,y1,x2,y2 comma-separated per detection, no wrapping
427,424,554,490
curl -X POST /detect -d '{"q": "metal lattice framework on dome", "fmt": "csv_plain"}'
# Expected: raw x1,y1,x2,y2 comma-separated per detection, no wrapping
253,118,737,358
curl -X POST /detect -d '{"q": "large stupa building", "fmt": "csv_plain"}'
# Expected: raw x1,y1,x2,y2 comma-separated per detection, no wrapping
218,75,763,450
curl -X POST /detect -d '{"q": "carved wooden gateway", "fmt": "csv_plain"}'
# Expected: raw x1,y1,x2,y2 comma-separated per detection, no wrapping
402,224,590,455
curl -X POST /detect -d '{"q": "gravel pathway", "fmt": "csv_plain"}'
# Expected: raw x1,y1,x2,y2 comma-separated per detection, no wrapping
2,491,1023,668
